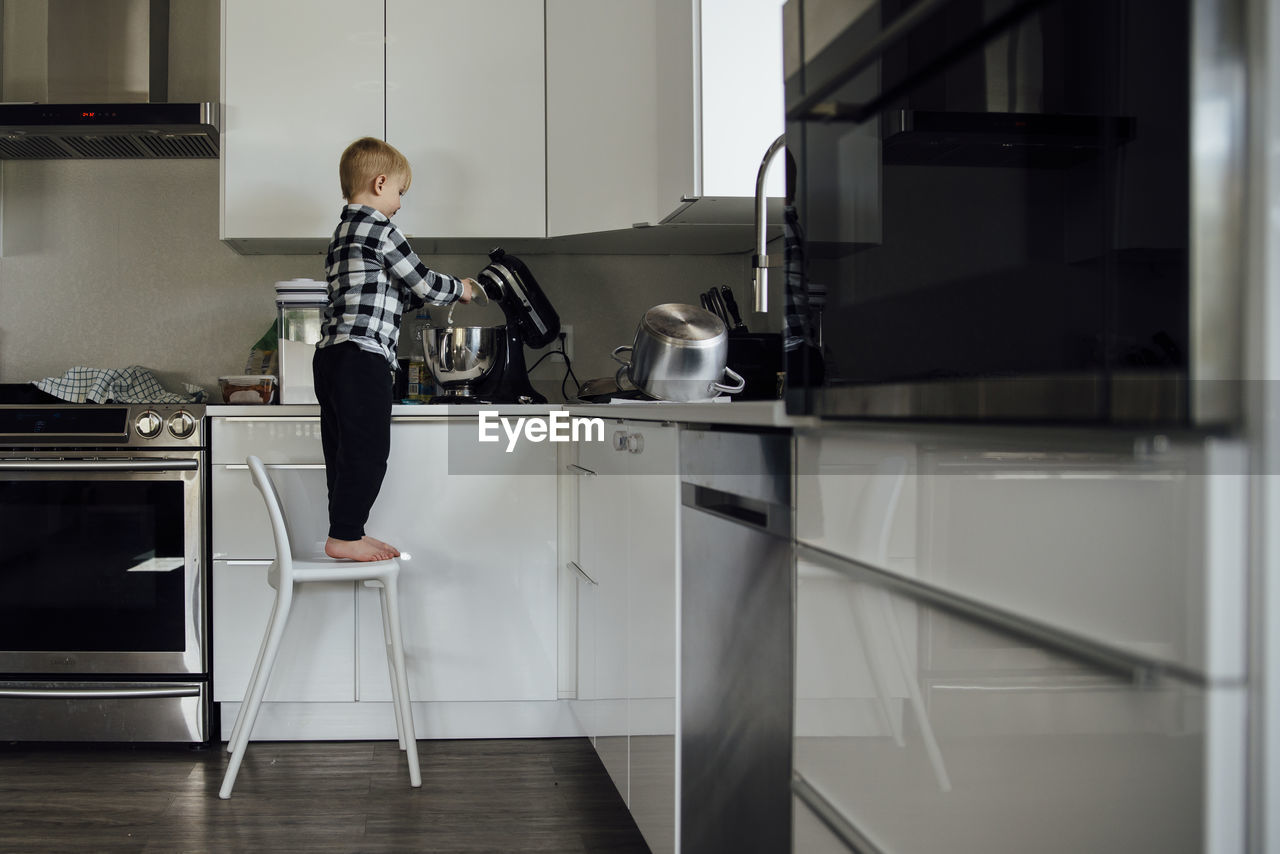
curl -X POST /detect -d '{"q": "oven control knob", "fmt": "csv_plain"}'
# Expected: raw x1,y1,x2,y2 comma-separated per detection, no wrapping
135,410,163,439
167,410,197,440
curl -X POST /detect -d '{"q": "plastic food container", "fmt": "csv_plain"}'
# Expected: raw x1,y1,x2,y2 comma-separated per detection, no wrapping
219,375,277,404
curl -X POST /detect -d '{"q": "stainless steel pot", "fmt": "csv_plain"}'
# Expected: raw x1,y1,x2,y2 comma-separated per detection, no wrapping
611,303,746,402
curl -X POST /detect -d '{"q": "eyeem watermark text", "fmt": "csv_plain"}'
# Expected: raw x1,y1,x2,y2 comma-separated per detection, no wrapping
478,411,606,453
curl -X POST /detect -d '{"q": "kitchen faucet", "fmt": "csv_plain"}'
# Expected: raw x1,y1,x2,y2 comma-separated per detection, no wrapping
752,133,787,313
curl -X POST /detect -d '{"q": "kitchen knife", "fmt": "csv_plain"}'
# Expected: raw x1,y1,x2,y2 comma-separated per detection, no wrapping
707,288,731,328
720,286,748,333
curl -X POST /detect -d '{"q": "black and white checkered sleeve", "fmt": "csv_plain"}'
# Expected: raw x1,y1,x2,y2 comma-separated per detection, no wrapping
382,227,464,306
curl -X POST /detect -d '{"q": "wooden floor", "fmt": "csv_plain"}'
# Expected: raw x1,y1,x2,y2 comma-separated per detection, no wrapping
0,738,650,853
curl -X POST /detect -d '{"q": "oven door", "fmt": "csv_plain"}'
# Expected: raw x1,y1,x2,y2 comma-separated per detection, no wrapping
0,452,206,677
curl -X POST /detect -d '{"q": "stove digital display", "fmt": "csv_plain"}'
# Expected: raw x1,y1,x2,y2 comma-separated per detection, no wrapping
0,407,129,439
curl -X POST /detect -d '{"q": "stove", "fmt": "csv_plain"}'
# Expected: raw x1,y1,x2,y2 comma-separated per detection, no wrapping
0,388,210,743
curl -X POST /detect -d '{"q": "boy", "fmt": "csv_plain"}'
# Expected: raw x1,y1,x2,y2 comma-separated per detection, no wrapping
313,136,478,562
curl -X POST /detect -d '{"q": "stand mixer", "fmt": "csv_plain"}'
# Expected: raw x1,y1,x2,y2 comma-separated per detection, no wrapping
423,248,560,404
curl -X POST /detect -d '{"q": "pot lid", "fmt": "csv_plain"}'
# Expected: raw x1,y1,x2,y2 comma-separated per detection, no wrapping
641,303,725,346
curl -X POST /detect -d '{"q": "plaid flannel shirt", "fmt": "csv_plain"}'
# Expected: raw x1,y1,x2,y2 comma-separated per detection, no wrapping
318,204,464,367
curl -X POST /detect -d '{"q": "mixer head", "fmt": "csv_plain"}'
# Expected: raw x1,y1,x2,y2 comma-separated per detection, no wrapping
476,248,560,349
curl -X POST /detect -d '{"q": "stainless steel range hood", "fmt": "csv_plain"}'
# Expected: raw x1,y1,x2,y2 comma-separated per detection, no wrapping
0,0,219,159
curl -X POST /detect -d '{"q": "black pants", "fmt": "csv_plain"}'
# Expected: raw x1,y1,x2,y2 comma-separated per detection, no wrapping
312,341,393,541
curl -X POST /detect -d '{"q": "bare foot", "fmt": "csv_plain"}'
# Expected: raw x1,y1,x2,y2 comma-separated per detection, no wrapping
325,536,396,562
361,535,401,557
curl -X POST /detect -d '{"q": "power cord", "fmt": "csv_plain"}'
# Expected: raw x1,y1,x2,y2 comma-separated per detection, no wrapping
526,331,582,401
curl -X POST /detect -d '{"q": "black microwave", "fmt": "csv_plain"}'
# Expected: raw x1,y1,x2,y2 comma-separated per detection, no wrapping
781,0,1246,425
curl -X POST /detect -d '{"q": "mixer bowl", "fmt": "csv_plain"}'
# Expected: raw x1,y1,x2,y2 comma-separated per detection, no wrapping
422,325,502,395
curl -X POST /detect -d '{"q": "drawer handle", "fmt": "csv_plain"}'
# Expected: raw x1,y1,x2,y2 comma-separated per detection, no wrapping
796,542,1203,686
793,771,885,854
565,464,597,477
567,561,598,586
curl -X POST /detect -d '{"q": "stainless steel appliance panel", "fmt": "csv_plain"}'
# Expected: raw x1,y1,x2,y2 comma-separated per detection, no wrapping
0,682,207,742
0,402,209,743
680,428,792,853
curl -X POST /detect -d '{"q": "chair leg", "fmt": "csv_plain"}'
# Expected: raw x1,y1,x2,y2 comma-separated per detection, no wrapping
219,588,294,800
226,596,280,752
380,575,421,788
376,585,407,750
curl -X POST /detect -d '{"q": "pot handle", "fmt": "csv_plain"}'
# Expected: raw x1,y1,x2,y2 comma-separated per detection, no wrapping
712,366,746,395
611,345,634,390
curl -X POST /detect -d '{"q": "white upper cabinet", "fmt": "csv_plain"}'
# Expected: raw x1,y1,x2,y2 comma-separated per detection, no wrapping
386,0,545,240
546,0,784,237
221,0,546,249
221,0,383,244
699,0,786,198
222,0,780,247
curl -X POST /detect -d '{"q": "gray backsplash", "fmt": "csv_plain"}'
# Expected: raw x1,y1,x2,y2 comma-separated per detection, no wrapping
0,159,765,403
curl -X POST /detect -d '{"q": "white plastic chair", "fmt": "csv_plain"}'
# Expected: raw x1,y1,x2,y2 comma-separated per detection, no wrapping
218,455,420,799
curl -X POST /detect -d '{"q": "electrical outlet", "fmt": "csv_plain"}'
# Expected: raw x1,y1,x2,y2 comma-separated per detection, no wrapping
561,325,574,362
531,325,574,379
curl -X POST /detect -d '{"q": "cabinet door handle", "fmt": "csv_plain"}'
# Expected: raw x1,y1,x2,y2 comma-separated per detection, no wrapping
567,561,598,586
612,430,629,451
565,464,597,477
626,433,644,454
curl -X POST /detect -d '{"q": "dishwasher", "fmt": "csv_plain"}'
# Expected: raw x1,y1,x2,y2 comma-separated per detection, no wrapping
679,427,793,853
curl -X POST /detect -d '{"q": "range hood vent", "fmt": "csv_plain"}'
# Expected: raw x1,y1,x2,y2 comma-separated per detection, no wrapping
0,103,219,159
0,0,220,159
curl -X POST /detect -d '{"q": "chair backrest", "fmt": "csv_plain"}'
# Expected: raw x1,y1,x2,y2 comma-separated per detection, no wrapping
246,455,295,579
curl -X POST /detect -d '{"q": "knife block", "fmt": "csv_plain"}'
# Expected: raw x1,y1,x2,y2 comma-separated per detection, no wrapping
727,333,783,400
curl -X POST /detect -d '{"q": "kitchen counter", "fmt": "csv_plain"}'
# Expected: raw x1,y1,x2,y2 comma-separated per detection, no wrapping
207,403,563,417
567,398,815,429
209,399,816,429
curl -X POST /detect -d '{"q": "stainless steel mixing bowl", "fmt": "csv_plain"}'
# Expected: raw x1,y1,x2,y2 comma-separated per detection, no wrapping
422,325,501,396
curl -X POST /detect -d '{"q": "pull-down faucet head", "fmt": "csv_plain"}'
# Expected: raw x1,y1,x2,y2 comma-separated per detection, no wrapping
752,133,787,313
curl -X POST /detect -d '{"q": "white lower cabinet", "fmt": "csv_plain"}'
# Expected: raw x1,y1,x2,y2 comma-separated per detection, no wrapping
793,791,858,854
571,563,598,744
794,558,1243,854
577,427,630,797
212,562,355,703
354,419,559,705
795,428,1248,682
568,419,679,854
793,426,1247,854
210,414,563,739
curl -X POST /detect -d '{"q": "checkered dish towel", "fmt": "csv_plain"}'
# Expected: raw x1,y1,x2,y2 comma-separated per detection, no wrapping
36,366,207,404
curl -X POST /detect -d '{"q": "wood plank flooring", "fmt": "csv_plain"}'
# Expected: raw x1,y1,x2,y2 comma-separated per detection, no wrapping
0,738,650,853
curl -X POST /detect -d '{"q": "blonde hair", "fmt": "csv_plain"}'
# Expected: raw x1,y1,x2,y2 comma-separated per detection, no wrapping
339,137,412,200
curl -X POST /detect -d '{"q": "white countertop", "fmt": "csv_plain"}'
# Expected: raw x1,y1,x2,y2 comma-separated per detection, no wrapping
565,399,816,429
208,399,815,429
208,403,561,418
